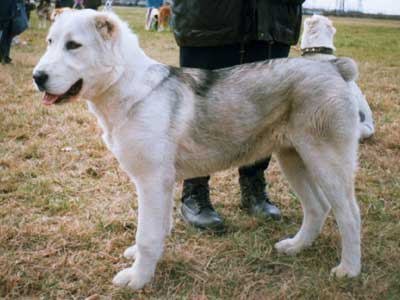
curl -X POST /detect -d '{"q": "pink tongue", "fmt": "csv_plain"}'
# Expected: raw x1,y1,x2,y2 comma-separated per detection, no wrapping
42,93,60,106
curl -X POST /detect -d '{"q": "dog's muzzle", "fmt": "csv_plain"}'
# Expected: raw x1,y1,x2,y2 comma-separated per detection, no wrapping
40,79,83,106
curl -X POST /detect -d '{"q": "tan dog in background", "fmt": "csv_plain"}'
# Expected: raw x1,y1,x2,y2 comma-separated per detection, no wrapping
158,4,171,31
37,0,52,29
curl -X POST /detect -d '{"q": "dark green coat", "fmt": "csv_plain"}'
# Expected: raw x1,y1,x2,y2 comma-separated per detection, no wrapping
0,0,16,29
171,0,305,47
55,0,74,8
84,0,102,10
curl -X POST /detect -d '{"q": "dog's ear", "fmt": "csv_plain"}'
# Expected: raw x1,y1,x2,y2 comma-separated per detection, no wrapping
95,14,118,40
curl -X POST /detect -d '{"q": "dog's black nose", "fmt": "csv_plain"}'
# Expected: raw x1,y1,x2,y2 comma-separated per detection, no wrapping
33,71,48,90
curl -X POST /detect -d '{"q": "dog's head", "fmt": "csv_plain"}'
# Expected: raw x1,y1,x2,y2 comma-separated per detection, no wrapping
300,15,336,50
33,10,125,105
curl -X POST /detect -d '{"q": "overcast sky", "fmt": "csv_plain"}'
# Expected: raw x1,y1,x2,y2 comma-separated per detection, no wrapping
303,0,400,15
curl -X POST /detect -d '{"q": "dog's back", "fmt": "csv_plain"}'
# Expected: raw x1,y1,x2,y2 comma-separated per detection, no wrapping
167,57,358,177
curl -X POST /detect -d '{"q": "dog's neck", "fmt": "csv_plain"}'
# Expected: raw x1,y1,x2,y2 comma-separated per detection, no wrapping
300,32,336,60
87,32,157,139
301,46,334,57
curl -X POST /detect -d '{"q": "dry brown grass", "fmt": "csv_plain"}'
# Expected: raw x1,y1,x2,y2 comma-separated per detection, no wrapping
1,7,399,300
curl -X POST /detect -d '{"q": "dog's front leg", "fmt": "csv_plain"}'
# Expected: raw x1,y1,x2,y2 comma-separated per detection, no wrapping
113,169,175,290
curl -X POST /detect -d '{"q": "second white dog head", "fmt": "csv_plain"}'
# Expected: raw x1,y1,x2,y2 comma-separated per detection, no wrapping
301,15,336,50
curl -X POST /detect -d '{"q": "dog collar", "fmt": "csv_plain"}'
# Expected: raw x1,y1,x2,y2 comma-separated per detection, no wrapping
301,47,334,56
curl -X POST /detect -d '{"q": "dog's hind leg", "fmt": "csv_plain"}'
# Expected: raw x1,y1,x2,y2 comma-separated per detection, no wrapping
296,140,361,278
113,168,175,290
275,148,330,255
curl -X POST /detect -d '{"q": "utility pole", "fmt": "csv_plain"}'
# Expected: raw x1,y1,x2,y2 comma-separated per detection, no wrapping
336,0,345,13
341,0,345,12
358,0,363,12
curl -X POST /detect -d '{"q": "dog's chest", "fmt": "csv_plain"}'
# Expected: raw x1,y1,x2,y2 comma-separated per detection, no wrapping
88,103,117,152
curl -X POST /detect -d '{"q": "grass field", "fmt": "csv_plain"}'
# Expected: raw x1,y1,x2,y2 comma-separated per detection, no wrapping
1,7,400,300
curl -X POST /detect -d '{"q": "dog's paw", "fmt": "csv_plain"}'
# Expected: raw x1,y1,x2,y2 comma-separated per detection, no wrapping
274,238,303,255
123,245,137,260
112,266,152,290
331,264,360,278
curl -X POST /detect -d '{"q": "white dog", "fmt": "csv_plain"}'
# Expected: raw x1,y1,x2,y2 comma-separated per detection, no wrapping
33,10,362,289
301,14,375,140
145,7,159,31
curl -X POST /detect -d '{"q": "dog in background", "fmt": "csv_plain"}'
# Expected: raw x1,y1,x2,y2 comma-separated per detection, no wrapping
145,7,159,31
158,4,171,31
145,4,171,32
301,14,375,140
37,0,52,29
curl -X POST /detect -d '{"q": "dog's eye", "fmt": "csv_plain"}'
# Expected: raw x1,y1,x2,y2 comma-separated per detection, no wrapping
47,38,52,45
66,41,82,50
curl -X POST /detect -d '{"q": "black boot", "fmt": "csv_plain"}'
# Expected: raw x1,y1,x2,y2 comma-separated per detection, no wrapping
3,56,12,64
0,56,11,64
180,177,224,231
239,159,281,220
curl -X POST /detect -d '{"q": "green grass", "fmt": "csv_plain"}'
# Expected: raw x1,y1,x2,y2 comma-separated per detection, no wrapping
0,7,399,299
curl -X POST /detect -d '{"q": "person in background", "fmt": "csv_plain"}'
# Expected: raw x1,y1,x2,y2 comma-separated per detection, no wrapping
84,0,102,10
55,0,74,8
0,0,17,64
171,0,305,231
24,0,36,22
73,0,85,9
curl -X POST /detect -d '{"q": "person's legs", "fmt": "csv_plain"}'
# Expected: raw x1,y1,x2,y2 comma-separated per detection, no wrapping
180,44,241,69
237,41,290,219
180,176,224,230
0,30,3,61
238,158,281,219
243,41,290,61
0,25,13,64
179,45,241,230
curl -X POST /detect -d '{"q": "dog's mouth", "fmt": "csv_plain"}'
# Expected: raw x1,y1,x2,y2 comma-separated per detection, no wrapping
42,79,83,106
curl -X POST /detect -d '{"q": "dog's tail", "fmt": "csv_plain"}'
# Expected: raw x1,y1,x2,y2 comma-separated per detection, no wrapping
331,57,358,82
